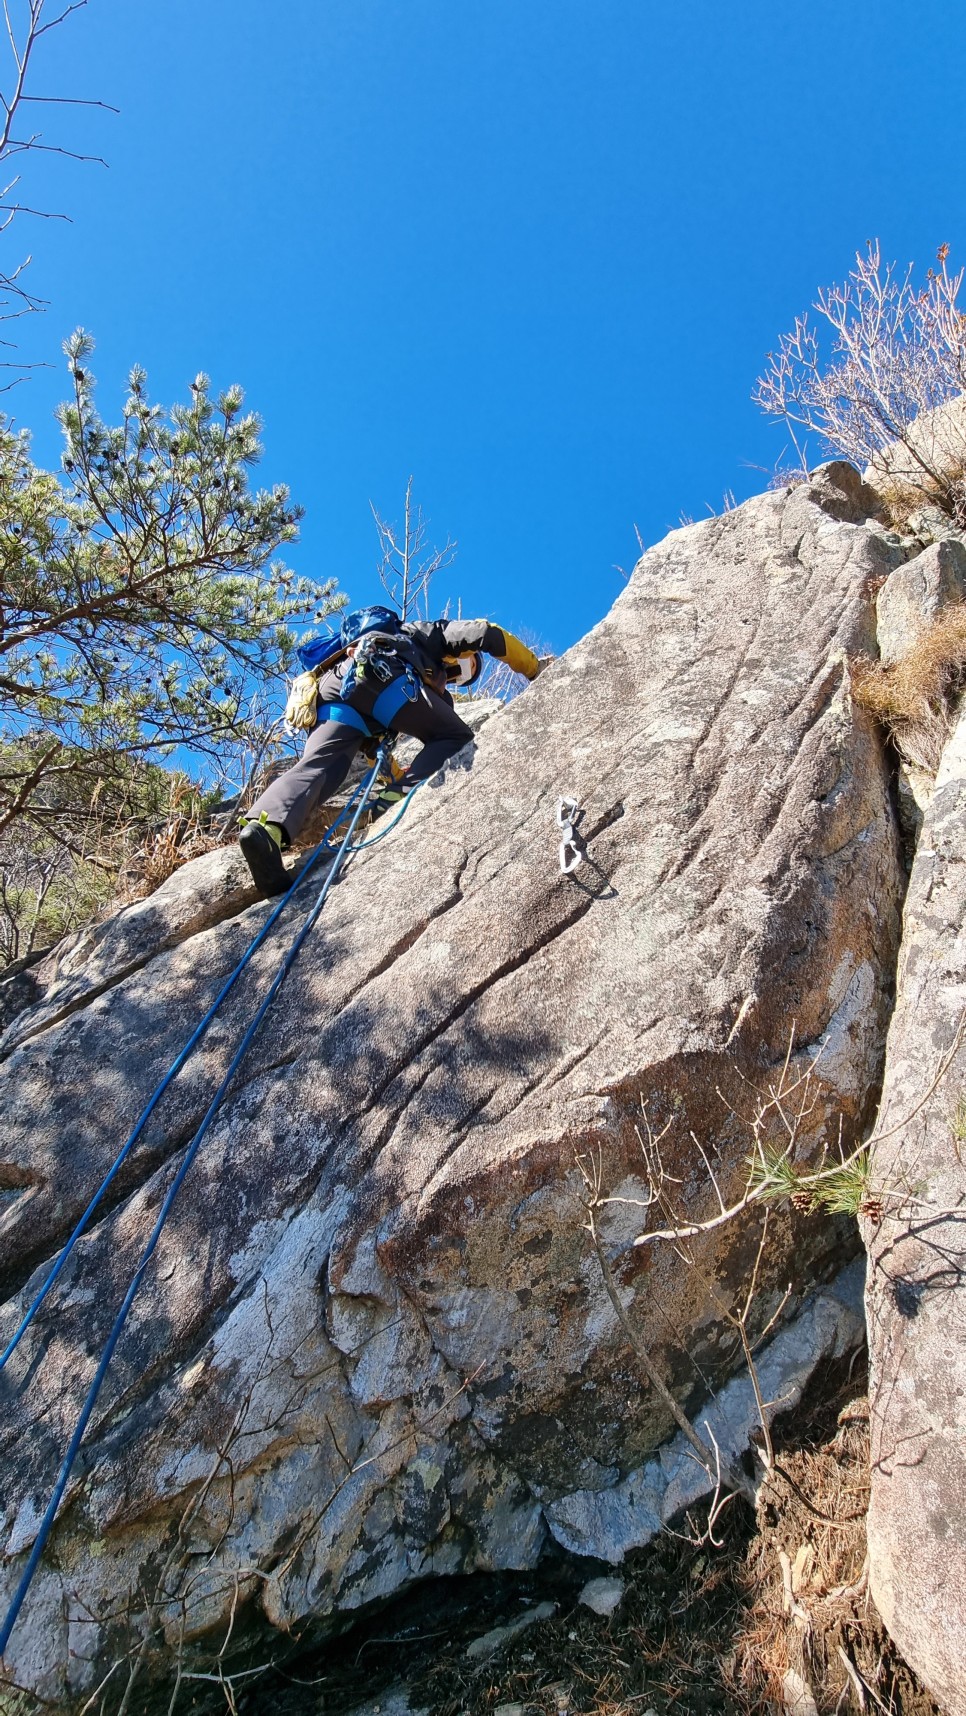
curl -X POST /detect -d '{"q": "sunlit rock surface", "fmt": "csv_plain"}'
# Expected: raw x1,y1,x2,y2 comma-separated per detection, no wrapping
0,467,904,1706
865,703,966,1716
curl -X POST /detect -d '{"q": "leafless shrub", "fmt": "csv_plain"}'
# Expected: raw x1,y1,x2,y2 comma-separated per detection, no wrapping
578,1011,966,1549
0,760,237,966
852,602,966,771
0,1,115,373
578,1145,756,1516
766,465,809,492
577,1040,893,1543
114,819,227,906
371,476,456,621
755,241,966,521
0,768,140,966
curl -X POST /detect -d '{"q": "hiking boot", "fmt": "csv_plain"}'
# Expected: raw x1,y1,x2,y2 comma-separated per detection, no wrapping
239,820,289,896
368,786,407,821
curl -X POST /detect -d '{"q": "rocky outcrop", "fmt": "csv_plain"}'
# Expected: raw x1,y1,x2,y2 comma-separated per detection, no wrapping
863,393,966,504
546,1261,866,1558
875,538,966,667
871,537,966,850
0,467,905,1706
865,703,966,1716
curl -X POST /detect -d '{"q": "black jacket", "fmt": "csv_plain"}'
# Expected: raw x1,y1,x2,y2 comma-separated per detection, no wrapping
315,619,520,707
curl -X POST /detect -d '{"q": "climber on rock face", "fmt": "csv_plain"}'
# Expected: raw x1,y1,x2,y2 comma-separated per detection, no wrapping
238,605,548,896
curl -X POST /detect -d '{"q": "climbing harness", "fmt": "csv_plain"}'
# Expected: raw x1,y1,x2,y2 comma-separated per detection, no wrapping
0,743,420,1656
318,668,421,740
557,795,584,875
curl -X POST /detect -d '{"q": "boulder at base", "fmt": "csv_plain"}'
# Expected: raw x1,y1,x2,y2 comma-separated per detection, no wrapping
865,703,966,1716
0,466,903,1706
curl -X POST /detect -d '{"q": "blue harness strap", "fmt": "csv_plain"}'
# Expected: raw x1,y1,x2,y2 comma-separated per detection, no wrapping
372,672,420,727
318,702,373,736
318,673,420,737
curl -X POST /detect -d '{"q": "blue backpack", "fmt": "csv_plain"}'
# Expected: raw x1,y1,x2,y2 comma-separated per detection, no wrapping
296,631,349,675
296,607,403,674
340,605,403,646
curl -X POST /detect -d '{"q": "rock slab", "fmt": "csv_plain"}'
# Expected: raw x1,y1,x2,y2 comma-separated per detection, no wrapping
0,468,903,1706
875,537,966,667
865,704,966,1716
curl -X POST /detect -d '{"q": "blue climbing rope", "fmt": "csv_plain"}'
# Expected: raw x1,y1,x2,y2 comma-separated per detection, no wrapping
350,780,422,850
0,746,401,1655
0,775,373,1375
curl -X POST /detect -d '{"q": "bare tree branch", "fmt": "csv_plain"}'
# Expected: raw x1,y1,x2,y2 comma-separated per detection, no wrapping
370,476,456,621
0,0,110,347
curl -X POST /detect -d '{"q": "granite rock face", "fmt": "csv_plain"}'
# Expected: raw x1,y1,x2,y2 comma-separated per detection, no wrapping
546,1262,866,1559
865,704,966,1716
863,393,966,498
872,536,966,852
875,537,966,667
0,467,905,1706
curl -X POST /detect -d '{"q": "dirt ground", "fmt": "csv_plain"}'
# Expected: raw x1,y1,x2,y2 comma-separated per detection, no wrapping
197,1353,940,1716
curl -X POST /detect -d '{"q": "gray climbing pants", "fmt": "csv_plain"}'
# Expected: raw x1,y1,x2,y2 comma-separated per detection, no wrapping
245,681,474,842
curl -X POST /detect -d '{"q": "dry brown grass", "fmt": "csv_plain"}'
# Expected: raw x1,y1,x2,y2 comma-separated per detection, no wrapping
725,1399,880,1712
853,600,966,770
766,466,809,491
115,818,230,904
874,457,966,534
199,1359,940,1716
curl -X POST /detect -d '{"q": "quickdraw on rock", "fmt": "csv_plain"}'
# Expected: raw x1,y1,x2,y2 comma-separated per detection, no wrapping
557,795,584,874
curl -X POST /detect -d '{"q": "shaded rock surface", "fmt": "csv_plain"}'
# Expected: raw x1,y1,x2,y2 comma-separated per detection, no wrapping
865,703,966,1716
0,468,905,1706
546,1262,865,1559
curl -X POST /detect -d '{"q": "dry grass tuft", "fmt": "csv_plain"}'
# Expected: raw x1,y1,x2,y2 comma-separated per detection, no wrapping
204,1358,940,1716
767,466,809,492
853,601,966,770
874,457,966,533
115,818,230,904
727,1400,873,1709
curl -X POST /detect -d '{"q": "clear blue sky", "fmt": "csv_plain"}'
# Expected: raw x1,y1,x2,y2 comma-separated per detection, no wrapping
10,0,966,655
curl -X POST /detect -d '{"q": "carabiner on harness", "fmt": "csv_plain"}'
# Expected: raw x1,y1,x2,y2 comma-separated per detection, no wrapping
557,794,584,875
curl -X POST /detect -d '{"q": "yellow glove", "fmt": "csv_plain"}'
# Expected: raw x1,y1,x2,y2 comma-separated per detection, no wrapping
498,629,541,680
284,670,320,731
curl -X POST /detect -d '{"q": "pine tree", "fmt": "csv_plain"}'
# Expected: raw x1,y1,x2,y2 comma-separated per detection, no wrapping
0,330,341,841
